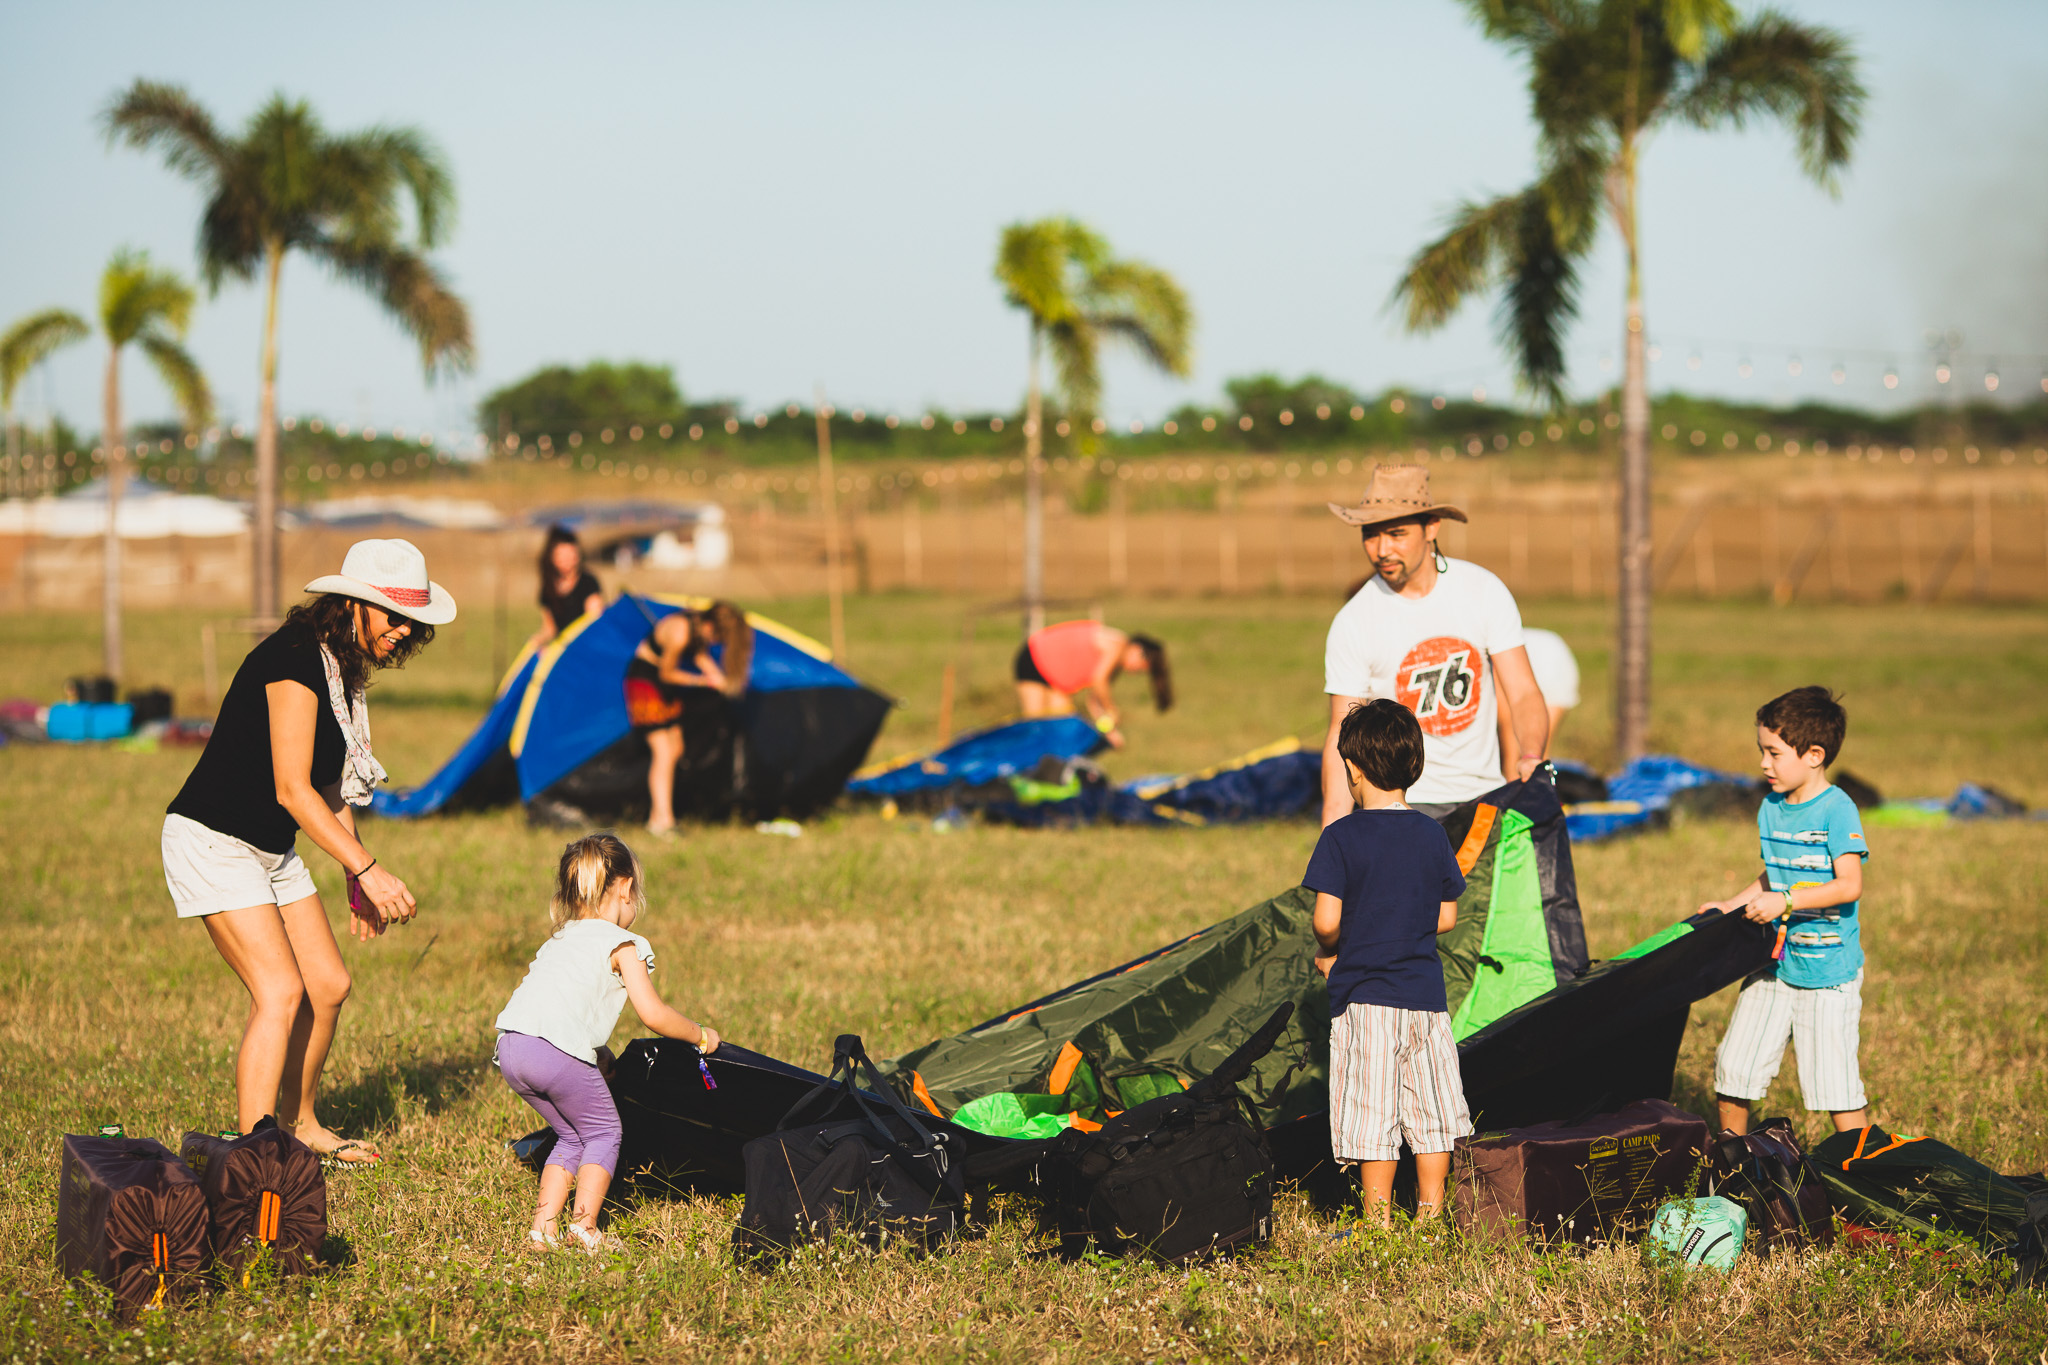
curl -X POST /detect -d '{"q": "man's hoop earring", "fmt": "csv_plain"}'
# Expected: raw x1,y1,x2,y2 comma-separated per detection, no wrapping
1432,545,1450,573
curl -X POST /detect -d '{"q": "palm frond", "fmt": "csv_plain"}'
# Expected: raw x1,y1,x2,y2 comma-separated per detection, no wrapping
135,331,213,431
1045,318,1102,422
1390,191,1527,332
313,237,475,378
1536,136,1611,253
99,251,197,348
995,219,1105,325
1085,261,1194,378
0,309,91,410
1458,0,1591,48
1672,11,1864,187
102,80,232,183
1496,191,1582,409
345,128,457,247
1658,0,1738,62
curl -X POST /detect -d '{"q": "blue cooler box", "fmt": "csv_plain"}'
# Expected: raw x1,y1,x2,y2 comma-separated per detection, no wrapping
48,702,133,742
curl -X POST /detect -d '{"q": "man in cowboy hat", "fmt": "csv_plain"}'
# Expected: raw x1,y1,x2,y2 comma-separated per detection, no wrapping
1320,465,1550,824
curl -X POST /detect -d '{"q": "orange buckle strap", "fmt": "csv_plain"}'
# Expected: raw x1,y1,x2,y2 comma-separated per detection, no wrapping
258,1190,281,1243
149,1231,169,1307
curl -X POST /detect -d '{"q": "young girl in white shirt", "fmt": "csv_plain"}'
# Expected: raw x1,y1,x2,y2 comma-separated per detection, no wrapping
494,833,719,1249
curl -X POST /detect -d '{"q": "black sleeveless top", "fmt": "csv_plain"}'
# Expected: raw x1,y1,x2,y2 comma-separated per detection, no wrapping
540,569,602,635
167,630,345,854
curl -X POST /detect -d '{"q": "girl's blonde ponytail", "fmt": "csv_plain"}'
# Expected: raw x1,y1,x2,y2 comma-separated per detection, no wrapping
549,832,644,933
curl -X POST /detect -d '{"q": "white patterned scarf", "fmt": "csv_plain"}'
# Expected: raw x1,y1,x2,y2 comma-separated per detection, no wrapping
318,644,387,806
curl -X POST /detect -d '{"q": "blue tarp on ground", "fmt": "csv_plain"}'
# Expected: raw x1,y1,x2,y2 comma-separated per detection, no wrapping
845,717,1106,799
373,595,874,816
985,741,1324,828
1562,755,1758,843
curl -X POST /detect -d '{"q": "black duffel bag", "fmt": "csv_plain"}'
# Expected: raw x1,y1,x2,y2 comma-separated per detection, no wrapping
733,1034,966,1265
974,1002,1293,1263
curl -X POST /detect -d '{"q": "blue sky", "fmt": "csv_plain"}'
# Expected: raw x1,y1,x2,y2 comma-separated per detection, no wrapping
3,1,2044,440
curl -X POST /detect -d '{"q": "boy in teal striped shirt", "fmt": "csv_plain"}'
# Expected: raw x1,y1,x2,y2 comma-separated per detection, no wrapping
1701,686,1872,1137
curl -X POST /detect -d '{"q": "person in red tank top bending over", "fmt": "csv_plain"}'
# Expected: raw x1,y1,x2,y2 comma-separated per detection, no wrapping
1012,621,1171,750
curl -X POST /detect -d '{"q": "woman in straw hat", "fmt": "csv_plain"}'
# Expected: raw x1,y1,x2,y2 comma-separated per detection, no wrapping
163,538,456,1163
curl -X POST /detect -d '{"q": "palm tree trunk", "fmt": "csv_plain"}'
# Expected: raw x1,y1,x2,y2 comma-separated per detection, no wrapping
252,242,285,623
1614,150,1652,762
1022,326,1046,634
101,345,125,681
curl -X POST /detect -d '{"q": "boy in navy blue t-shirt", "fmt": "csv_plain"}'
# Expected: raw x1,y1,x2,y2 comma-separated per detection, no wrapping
1706,686,1871,1136
1303,698,1470,1221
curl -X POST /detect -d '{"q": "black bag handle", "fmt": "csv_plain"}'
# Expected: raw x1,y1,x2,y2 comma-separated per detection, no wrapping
777,1035,946,1158
1191,1002,1296,1100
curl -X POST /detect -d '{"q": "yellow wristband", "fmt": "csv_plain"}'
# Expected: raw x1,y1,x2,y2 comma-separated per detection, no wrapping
1095,715,1116,734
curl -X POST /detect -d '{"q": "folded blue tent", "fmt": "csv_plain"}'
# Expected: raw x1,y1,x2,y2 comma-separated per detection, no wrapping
1563,755,1761,843
845,718,1106,802
372,595,890,822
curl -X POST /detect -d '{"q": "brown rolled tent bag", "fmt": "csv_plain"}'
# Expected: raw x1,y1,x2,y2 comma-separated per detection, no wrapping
57,1133,210,1317
179,1123,327,1279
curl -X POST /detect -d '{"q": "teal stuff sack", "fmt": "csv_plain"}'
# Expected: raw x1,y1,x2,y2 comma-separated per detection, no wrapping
1646,1196,1747,1271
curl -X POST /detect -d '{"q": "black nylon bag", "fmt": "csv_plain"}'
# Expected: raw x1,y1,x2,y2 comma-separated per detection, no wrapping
1708,1117,1833,1255
1811,1124,2032,1253
1019,1003,1292,1263
733,1034,965,1264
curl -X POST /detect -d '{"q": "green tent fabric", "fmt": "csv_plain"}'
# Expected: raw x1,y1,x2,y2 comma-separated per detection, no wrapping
881,776,1589,1128
1811,1125,2033,1252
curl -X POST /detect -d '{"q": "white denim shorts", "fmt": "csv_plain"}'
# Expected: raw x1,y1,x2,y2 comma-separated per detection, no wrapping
161,813,318,919
1714,968,1867,1112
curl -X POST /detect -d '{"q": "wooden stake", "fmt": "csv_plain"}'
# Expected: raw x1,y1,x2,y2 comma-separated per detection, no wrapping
815,386,847,662
936,661,956,746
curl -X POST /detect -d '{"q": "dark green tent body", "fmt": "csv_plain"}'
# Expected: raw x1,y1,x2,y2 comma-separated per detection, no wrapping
561,778,1771,1192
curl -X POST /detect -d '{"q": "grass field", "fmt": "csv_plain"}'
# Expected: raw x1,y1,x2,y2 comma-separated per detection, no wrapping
2,593,2044,1362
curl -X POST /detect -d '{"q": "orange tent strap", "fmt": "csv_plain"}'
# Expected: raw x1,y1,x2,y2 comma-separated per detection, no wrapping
1844,1126,1924,1169
1455,804,1498,875
910,1071,944,1117
1064,1114,1103,1133
1048,1042,1084,1095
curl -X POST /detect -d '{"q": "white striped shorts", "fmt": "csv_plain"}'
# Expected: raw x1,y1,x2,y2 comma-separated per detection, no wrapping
1328,1002,1472,1163
1714,969,1866,1112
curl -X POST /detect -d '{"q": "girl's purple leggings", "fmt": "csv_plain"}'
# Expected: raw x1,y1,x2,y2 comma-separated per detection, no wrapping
497,1031,622,1176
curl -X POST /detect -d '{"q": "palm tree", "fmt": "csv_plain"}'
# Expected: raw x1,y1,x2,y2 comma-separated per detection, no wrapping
0,250,211,678
1392,1,1861,760
104,81,474,621
996,219,1193,631
0,310,89,499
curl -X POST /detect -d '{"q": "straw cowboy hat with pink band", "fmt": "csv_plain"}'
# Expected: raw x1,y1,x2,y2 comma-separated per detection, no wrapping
304,538,459,625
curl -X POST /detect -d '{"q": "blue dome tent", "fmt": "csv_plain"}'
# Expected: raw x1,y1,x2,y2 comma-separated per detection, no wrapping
372,595,890,823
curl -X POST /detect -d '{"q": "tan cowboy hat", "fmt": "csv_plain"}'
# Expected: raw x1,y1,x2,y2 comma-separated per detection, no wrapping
1327,463,1468,528
302,538,459,625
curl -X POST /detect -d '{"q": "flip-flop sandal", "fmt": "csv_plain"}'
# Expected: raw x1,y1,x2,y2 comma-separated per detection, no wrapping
319,1139,383,1170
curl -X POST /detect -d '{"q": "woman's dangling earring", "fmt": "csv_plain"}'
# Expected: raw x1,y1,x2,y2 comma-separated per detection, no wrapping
1433,544,1450,573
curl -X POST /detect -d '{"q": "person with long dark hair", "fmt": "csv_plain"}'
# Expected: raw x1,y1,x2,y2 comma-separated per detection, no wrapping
1012,620,1171,749
162,539,455,1163
623,601,753,835
535,524,605,645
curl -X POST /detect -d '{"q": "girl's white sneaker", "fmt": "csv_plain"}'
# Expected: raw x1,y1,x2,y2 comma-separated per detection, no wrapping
527,1227,560,1251
566,1223,610,1253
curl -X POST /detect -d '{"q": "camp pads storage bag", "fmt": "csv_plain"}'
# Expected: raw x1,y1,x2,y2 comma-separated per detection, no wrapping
1644,1196,1747,1271
990,1002,1292,1263
180,1124,326,1277
57,1134,209,1317
1811,1124,2033,1254
1453,1099,1710,1246
1708,1117,1833,1254
733,1034,965,1263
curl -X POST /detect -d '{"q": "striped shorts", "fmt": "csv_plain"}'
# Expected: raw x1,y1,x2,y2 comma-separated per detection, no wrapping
1328,1003,1472,1163
1714,969,1866,1112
